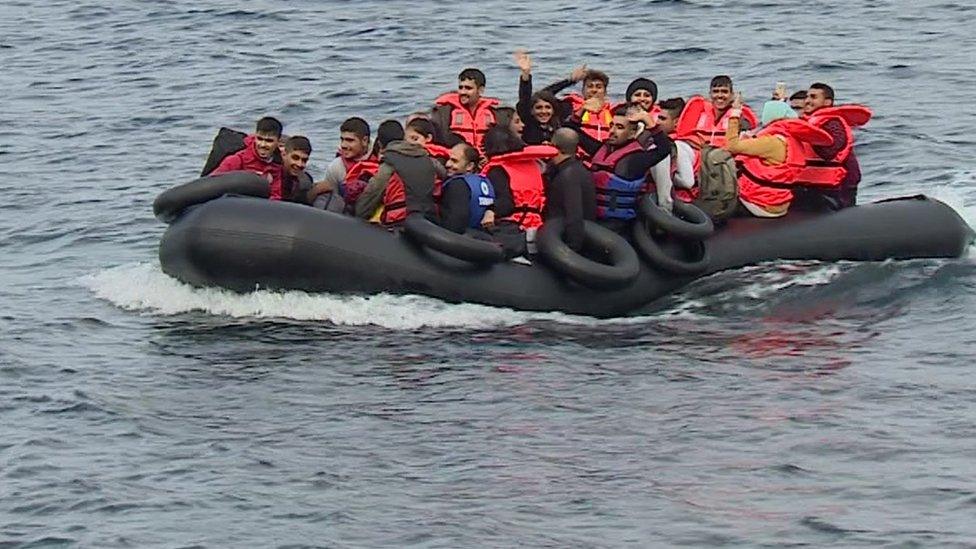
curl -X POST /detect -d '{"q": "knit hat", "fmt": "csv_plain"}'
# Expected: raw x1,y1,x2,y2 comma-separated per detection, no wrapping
760,100,797,126
625,78,658,104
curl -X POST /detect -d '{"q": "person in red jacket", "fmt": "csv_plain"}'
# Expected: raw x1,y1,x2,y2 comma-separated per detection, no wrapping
431,68,500,151
210,116,284,196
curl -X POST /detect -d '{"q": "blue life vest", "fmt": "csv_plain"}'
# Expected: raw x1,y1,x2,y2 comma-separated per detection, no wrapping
449,173,495,229
593,172,645,220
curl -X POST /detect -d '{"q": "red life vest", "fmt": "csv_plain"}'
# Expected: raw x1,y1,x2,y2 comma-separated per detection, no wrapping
673,187,697,203
565,93,615,142
795,105,872,187
590,140,645,174
267,167,284,201
380,173,408,226
649,104,662,118
344,157,379,182
343,156,379,206
674,95,759,148
421,143,450,202
481,145,557,230
339,154,357,171
736,119,833,209
668,134,701,203
423,142,451,160
589,140,648,220
434,93,499,151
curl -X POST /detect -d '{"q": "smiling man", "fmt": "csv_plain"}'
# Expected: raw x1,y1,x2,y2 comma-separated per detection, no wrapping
278,136,316,204
314,117,370,197
210,116,292,200
793,82,872,209
676,76,758,148
583,104,673,232
539,65,614,144
211,116,284,190
431,68,499,151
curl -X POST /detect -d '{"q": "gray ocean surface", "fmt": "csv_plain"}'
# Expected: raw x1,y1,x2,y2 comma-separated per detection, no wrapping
3,0,976,547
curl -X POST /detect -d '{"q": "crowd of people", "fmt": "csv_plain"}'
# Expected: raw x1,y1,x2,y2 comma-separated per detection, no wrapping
208,51,871,258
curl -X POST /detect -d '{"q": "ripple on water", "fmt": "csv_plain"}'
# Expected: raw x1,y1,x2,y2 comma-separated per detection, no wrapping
3,0,976,546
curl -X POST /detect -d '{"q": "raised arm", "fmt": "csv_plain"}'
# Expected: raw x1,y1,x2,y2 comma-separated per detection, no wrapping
515,49,534,120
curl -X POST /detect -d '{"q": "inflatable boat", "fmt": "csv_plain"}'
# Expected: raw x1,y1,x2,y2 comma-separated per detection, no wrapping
155,173,974,318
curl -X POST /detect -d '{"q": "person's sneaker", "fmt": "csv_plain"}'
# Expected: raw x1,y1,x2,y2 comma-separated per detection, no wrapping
511,256,532,265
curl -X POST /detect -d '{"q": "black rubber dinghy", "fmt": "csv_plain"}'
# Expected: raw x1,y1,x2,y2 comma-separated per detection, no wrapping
156,174,974,318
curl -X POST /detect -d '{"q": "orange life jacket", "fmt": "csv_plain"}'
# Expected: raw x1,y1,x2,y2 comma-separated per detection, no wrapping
423,142,451,160
565,93,615,142
674,95,759,148
380,173,408,226
736,119,833,209
589,139,645,174
421,143,450,203
795,105,872,187
434,93,499,151
342,156,379,206
481,145,557,230
344,157,379,182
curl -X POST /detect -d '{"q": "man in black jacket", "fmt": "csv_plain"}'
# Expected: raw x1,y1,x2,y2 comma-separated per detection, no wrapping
544,128,596,251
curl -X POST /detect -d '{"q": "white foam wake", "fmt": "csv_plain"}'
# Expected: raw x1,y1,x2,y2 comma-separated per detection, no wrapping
927,171,976,222
81,260,855,329
81,262,689,329
926,171,976,258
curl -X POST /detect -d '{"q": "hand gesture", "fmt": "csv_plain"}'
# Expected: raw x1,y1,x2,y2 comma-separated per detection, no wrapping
480,209,496,229
732,91,744,110
658,193,674,214
773,82,788,101
513,49,532,76
569,63,588,83
310,180,336,197
627,108,654,128
582,96,603,112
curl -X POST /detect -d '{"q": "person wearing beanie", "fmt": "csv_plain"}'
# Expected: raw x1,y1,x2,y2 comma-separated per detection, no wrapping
625,77,658,113
623,77,666,138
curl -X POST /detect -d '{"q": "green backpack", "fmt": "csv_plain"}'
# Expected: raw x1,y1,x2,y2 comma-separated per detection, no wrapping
693,144,739,221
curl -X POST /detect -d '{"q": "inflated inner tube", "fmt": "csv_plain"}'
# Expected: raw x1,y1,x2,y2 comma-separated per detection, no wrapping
536,218,640,290
640,195,714,240
632,219,710,275
403,214,505,265
154,171,269,223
